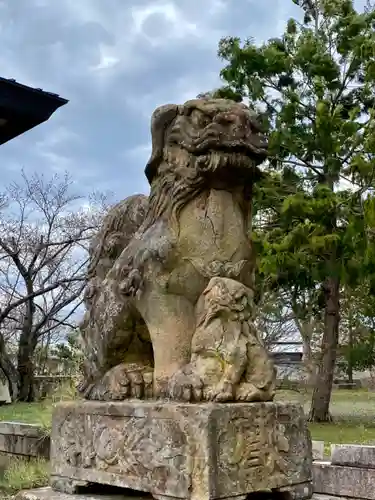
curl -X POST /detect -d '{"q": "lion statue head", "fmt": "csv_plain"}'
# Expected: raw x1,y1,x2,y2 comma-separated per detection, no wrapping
143,98,268,227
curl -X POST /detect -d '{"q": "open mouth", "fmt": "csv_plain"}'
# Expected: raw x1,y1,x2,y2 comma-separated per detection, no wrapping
196,142,267,177
214,141,267,157
183,135,268,157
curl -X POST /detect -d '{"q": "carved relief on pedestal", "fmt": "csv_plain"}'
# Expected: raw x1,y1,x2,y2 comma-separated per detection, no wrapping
58,414,94,468
51,402,312,500
217,405,290,492
55,412,190,494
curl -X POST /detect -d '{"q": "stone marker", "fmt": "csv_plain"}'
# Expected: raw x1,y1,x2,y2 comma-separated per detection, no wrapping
0,421,50,459
20,98,313,500
331,443,375,468
313,460,375,500
312,441,325,460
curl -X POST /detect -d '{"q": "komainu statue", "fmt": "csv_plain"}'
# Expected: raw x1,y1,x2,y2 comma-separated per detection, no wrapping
79,98,276,402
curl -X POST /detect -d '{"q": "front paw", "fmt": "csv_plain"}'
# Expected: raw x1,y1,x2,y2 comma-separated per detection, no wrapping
235,382,270,402
205,380,234,402
85,363,153,401
168,367,203,402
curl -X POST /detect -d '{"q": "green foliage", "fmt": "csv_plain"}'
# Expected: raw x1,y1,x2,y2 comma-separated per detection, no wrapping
339,284,375,374
51,330,83,376
0,401,52,426
214,0,375,420
51,377,80,403
216,0,375,292
342,332,375,373
0,458,49,494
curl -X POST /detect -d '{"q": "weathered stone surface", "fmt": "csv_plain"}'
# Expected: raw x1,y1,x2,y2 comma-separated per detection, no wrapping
168,277,276,403
278,481,313,500
331,443,375,468
50,401,312,500
14,487,150,500
78,98,274,404
312,495,355,500
313,461,375,499
50,99,311,500
0,421,49,458
311,441,325,460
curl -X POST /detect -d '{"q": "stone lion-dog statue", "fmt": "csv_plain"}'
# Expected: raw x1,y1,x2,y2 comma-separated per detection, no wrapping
78,98,276,403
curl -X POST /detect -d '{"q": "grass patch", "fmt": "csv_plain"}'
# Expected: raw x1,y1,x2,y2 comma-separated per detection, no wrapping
0,379,78,429
0,401,52,428
276,387,375,404
0,457,49,495
309,421,375,455
277,388,375,454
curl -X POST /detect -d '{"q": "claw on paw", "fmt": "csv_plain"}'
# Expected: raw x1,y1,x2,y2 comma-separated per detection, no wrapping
235,382,271,402
168,367,203,402
84,363,153,401
205,381,234,402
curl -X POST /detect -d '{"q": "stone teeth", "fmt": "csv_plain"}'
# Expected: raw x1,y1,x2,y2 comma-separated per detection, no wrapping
210,151,221,170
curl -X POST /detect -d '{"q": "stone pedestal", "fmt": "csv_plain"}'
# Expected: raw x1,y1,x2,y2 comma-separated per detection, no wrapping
47,401,312,500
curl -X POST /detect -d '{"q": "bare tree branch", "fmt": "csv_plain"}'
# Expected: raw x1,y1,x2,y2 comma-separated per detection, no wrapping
0,170,109,401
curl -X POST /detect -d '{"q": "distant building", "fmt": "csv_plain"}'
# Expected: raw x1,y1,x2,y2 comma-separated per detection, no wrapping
269,341,304,380
271,352,304,380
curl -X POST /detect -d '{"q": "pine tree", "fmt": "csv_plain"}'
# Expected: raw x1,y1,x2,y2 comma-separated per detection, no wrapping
214,0,375,420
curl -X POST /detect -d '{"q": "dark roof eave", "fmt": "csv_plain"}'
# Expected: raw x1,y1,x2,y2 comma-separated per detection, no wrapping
0,77,68,145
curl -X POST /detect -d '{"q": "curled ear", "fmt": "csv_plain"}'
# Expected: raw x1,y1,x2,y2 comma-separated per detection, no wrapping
144,104,179,184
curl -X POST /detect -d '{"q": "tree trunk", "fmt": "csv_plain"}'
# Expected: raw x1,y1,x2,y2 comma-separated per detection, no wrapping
302,336,316,386
347,325,354,384
292,302,316,387
0,334,19,401
17,331,37,402
17,293,37,402
309,276,340,422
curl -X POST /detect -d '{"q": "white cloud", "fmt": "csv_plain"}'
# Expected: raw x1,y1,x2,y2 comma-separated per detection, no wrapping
35,127,81,151
91,46,120,71
58,0,109,26
87,0,226,87
30,127,80,174
4,0,358,201
122,70,223,122
125,142,152,161
207,0,227,16
131,2,198,44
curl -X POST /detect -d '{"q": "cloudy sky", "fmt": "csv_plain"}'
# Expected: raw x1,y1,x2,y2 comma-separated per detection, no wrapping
0,0,365,203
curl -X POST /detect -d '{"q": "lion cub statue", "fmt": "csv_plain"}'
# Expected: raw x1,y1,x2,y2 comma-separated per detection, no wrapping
78,98,276,402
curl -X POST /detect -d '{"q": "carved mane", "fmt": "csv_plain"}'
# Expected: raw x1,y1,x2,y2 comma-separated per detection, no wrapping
87,98,267,281
87,195,148,280
141,98,266,232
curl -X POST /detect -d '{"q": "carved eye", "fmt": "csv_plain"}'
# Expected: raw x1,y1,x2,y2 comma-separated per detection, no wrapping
199,114,211,127
191,110,211,127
